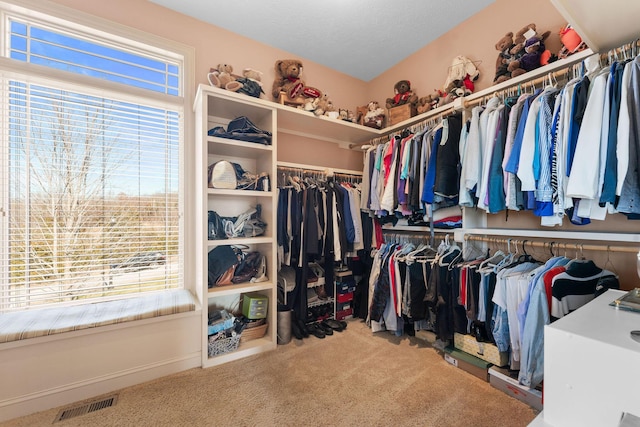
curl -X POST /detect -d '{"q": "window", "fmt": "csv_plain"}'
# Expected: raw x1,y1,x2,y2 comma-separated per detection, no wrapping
0,2,189,312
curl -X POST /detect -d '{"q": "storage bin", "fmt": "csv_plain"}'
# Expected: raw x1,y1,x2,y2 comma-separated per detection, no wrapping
335,308,353,320
453,332,509,367
388,103,416,126
208,335,241,357
242,293,268,319
336,292,353,303
240,322,268,344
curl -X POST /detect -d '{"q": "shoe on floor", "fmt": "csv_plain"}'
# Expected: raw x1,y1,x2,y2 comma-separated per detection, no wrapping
323,319,344,332
307,322,326,339
317,321,333,335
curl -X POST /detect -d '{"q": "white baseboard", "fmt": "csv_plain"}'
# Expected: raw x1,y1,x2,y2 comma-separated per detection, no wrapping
0,352,201,422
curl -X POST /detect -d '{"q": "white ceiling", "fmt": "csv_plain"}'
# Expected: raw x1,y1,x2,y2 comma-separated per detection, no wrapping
150,0,495,82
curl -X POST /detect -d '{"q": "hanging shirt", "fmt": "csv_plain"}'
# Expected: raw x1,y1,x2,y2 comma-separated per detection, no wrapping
566,71,609,202
617,56,640,215
477,97,501,210
616,60,633,198
460,105,484,207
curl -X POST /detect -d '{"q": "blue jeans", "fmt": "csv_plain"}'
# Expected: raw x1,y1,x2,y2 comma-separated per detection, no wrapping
208,116,272,145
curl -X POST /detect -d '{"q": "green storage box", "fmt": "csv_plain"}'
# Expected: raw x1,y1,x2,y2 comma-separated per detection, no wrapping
242,293,268,319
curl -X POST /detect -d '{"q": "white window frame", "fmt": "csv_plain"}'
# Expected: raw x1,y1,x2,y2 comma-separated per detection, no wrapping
0,0,196,311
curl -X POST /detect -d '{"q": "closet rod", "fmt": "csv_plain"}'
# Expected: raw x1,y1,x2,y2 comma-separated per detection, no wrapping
276,161,362,176
353,106,460,150
462,68,572,110
463,234,639,255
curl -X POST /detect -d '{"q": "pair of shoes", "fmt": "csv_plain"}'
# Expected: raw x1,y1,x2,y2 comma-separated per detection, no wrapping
322,318,345,332
306,322,326,339
317,321,333,336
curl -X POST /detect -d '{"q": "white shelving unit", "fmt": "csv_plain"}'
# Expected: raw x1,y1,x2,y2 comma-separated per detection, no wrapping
194,85,278,368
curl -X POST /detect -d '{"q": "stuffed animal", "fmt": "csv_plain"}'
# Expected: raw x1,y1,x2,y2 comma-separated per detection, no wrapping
313,94,336,117
272,59,321,103
558,24,587,59
443,55,480,99
416,95,434,115
514,23,537,47
494,32,517,84
208,63,242,92
508,28,551,75
235,68,265,98
361,101,385,129
338,109,349,121
385,80,419,110
431,89,455,108
299,98,319,113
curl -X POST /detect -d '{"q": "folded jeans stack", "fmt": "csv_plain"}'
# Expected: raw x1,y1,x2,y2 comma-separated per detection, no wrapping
208,116,272,145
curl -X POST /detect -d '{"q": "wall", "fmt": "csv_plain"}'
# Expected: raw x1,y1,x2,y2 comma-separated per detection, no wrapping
0,312,201,422
49,0,369,173
368,0,567,108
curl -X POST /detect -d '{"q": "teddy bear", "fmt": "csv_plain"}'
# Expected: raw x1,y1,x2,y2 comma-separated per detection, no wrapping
299,97,319,113
385,80,419,110
494,32,517,84
313,94,336,117
208,63,242,92
272,59,322,104
235,68,265,98
508,28,551,76
443,55,480,99
361,101,385,129
416,95,435,115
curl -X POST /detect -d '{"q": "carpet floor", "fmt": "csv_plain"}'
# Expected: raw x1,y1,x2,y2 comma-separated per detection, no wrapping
1,319,538,427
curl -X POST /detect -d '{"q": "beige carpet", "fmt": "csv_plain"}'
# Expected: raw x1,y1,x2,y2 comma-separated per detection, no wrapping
2,319,538,427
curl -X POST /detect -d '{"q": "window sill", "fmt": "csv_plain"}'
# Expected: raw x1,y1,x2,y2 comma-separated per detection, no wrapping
0,289,197,345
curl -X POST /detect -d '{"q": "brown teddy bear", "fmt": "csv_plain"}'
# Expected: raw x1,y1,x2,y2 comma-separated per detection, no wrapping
272,59,321,103
385,80,418,110
313,94,336,117
208,63,242,92
508,28,551,75
416,95,435,114
494,32,517,84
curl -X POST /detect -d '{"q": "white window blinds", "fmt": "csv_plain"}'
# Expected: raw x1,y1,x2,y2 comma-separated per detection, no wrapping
0,2,186,312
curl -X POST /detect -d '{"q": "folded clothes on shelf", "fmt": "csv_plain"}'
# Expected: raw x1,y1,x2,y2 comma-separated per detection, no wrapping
208,116,272,145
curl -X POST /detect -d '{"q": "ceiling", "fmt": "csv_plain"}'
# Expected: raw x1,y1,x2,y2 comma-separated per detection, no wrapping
149,0,495,82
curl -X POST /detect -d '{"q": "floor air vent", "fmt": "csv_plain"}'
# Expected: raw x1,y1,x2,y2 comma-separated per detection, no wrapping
54,394,118,423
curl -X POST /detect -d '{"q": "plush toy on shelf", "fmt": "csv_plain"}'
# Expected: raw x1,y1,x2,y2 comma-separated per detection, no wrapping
313,94,336,117
443,55,480,99
358,101,385,129
272,59,322,106
385,80,419,110
494,32,518,83
416,95,437,114
208,63,242,92
558,24,587,59
508,24,551,76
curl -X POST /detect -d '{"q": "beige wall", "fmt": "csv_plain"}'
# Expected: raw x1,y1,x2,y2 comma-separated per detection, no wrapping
49,0,368,114
368,0,567,108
